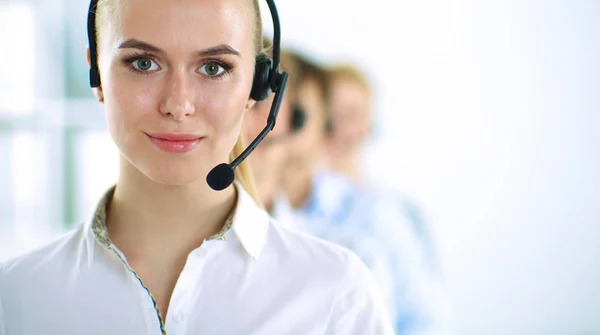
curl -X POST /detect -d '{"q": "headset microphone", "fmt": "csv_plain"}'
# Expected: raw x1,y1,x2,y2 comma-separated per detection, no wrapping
205,0,288,191
206,72,289,190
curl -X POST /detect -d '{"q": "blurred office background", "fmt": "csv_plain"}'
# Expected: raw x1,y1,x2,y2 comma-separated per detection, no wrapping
1,0,599,334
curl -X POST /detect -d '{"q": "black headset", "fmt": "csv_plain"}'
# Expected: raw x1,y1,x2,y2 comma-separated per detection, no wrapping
291,105,306,132
87,0,289,191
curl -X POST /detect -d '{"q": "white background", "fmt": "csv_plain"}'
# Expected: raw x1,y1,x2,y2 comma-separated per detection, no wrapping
265,0,600,334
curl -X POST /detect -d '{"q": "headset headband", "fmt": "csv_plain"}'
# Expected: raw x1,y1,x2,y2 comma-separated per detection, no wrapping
87,0,284,89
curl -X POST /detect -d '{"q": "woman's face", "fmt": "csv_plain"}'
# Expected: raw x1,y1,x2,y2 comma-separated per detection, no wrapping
94,0,256,185
327,77,372,156
286,76,327,167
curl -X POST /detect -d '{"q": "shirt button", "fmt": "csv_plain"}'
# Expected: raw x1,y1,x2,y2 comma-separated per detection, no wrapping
146,308,158,323
172,312,185,323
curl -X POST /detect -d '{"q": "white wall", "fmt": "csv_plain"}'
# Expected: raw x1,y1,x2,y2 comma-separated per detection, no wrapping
266,0,600,334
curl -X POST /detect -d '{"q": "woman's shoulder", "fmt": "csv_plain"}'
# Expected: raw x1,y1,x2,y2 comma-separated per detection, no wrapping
263,218,394,332
264,217,373,280
0,223,88,285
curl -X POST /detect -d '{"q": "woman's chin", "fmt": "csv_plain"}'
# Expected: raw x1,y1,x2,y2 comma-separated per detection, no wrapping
121,150,218,187
141,164,208,187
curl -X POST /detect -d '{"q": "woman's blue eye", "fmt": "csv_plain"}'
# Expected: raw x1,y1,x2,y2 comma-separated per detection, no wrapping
133,58,158,71
200,62,225,76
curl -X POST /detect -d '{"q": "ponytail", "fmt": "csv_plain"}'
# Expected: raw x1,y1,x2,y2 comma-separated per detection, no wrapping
229,132,262,207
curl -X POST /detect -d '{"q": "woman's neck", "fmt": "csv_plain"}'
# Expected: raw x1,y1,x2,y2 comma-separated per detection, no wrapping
282,164,315,210
327,152,363,182
106,159,236,262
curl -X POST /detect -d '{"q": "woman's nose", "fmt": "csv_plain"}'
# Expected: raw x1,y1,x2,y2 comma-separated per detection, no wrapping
159,71,196,121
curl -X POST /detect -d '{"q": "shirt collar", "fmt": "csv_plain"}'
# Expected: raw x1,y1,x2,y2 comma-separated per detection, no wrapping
85,182,268,260
230,181,270,260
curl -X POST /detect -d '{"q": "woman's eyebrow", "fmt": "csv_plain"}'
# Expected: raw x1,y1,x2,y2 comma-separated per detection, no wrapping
118,38,241,57
195,44,241,58
118,38,164,53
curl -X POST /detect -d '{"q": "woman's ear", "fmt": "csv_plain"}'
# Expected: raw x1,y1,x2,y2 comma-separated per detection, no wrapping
86,47,104,103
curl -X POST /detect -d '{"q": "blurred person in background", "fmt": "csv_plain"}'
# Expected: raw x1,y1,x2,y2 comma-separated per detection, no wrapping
244,45,301,212
324,64,374,182
273,51,449,334
0,0,396,333
325,63,442,289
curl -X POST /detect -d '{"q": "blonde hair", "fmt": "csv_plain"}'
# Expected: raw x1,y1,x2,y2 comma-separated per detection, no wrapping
229,131,261,205
327,63,372,95
95,0,264,204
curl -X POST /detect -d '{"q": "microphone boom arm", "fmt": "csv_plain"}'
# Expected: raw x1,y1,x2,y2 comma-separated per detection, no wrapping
231,72,289,170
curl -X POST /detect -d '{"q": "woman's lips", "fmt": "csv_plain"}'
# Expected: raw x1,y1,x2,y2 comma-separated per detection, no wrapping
145,132,204,153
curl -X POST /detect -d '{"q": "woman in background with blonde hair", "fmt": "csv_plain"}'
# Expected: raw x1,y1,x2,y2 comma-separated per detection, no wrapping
272,51,450,334
325,62,450,334
0,0,394,334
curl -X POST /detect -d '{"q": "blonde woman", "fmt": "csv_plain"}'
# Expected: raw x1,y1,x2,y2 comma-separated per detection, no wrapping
0,0,394,334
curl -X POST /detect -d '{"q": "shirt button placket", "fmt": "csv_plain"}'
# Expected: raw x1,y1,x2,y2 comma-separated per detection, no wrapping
172,312,185,323
166,249,205,334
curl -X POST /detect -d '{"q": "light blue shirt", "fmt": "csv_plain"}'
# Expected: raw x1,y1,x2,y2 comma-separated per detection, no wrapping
274,171,449,335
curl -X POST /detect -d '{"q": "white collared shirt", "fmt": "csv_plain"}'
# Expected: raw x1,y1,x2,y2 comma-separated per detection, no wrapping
272,171,449,334
0,183,394,335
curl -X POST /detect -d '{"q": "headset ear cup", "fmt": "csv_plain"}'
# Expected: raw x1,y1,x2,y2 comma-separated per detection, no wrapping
250,54,273,101
291,105,307,132
89,67,101,88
